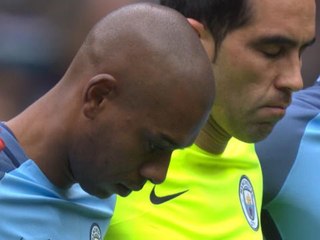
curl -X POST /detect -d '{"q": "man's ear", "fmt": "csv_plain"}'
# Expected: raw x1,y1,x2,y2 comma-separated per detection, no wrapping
82,73,117,119
187,18,205,38
187,18,215,61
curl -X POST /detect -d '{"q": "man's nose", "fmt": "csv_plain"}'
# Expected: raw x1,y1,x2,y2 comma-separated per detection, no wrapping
140,152,172,184
275,55,304,92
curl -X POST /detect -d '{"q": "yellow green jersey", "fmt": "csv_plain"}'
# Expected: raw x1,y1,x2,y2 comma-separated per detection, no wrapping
105,138,263,240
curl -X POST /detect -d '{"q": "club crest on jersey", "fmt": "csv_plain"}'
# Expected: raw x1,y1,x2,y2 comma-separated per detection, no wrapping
90,223,101,240
239,175,259,231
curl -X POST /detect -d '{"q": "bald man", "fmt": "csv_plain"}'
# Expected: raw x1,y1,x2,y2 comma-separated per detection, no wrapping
0,3,214,239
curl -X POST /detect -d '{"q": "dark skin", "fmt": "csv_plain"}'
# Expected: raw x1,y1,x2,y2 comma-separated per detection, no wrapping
6,3,215,198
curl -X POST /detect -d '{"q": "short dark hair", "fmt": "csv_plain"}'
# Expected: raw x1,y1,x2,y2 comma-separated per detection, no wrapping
160,0,252,51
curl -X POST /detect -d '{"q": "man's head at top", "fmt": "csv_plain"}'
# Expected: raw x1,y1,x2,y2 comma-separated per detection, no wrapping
161,0,252,58
44,3,215,198
161,0,316,143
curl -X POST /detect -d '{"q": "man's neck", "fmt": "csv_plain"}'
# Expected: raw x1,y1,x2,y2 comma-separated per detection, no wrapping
195,116,231,154
6,93,75,189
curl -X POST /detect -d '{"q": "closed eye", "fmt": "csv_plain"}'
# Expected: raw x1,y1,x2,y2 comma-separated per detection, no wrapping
260,45,284,58
148,141,159,153
251,35,316,59
145,131,181,154
148,141,170,153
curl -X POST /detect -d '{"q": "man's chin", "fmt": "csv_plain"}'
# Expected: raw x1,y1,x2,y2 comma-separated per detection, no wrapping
115,184,132,197
81,185,114,199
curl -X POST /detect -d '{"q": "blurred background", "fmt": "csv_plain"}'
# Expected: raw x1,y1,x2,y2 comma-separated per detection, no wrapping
0,0,156,120
0,0,319,120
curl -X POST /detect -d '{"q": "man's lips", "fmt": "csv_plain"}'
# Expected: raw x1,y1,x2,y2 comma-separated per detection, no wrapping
116,181,146,196
257,105,288,122
115,184,132,197
266,101,290,109
264,105,286,113
260,96,291,117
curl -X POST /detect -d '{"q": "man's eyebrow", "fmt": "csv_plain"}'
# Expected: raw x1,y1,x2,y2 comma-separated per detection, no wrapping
254,35,316,48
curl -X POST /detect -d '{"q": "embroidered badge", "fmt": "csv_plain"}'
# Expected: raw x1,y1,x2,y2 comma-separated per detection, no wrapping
0,138,5,152
239,175,259,231
90,223,101,240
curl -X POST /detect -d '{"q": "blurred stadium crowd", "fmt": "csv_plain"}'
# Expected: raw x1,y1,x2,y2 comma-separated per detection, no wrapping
0,0,319,120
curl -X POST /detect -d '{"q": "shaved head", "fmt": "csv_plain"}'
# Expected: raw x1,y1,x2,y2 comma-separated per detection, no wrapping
68,3,214,108
59,3,215,134
15,3,215,197
83,2,208,71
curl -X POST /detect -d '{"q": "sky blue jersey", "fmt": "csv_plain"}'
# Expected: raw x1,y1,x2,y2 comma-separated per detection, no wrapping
256,78,320,240
0,123,116,240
